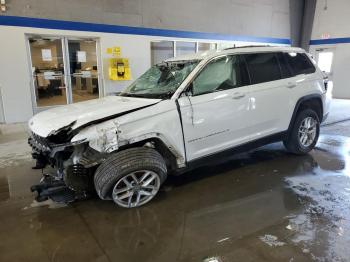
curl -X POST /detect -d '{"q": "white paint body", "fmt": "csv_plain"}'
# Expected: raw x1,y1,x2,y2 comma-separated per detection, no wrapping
28,46,331,167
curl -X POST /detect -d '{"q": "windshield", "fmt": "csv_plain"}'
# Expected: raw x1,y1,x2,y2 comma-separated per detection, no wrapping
120,60,199,99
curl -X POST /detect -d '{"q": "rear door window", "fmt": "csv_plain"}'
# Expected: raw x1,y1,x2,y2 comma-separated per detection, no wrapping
283,52,316,76
243,53,282,84
276,52,293,79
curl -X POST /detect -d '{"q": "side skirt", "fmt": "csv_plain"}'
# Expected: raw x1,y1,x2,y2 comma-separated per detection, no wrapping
172,131,287,175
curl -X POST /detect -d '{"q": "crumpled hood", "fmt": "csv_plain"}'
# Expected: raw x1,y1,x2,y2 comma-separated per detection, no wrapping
29,96,161,137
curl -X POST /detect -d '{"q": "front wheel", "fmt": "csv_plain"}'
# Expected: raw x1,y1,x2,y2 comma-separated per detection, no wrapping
283,109,320,154
94,147,167,208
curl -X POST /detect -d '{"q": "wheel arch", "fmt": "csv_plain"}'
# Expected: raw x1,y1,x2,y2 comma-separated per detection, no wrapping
118,135,183,172
288,94,323,133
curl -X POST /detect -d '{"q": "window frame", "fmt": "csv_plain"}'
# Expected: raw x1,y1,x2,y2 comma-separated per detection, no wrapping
241,52,283,85
276,52,293,79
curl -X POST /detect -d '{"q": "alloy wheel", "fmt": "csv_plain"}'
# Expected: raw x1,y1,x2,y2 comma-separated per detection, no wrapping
112,170,160,208
298,116,317,148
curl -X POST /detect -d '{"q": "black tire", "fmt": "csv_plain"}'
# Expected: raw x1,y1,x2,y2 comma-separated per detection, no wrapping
94,147,167,206
283,109,320,155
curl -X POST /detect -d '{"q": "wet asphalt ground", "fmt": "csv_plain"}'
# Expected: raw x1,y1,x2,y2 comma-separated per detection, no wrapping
0,120,349,262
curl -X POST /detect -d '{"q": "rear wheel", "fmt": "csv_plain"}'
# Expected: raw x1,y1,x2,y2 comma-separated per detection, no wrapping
94,147,167,208
284,109,320,154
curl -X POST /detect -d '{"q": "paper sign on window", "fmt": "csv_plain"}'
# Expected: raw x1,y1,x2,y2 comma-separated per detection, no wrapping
41,49,52,61
77,51,87,62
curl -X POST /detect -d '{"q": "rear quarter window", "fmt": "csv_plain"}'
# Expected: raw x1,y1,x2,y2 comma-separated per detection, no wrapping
284,52,316,76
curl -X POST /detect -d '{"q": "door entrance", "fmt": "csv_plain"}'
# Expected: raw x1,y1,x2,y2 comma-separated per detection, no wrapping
67,39,100,103
27,36,102,113
315,47,335,81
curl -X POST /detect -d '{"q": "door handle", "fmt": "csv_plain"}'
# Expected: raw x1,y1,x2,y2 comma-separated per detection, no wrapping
232,92,246,99
287,83,297,88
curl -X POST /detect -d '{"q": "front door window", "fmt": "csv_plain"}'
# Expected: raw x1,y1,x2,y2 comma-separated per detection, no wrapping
192,55,249,95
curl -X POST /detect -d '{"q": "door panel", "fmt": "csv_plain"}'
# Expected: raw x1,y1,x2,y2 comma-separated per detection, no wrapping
248,79,294,140
179,87,251,161
179,55,251,160
243,52,293,140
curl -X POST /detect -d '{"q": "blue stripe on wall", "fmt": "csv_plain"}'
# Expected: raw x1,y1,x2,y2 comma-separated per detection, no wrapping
310,37,350,45
0,15,291,44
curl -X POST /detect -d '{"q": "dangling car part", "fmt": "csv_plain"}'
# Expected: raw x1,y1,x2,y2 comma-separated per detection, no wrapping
30,163,96,203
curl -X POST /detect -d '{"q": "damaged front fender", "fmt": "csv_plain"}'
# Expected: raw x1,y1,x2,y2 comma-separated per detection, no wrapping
71,120,120,153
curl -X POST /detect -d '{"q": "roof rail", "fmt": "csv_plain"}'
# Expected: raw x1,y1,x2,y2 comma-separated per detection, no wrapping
223,45,272,50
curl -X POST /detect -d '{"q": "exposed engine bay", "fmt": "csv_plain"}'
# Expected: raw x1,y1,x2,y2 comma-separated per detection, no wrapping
27,95,168,203
28,125,107,203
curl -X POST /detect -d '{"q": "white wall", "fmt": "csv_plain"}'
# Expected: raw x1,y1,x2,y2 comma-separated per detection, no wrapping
0,25,286,123
0,85,5,123
311,0,349,39
309,0,350,99
5,0,290,39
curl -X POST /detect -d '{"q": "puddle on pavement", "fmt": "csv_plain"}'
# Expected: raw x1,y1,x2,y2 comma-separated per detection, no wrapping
282,135,350,261
0,130,349,261
23,199,68,210
259,234,286,247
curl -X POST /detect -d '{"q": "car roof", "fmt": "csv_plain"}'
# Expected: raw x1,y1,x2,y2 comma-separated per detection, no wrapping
164,46,305,63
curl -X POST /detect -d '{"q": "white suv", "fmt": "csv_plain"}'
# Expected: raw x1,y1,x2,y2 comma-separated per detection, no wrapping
28,46,331,208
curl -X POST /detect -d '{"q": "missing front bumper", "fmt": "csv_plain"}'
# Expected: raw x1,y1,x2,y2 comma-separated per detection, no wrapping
30,174,91,203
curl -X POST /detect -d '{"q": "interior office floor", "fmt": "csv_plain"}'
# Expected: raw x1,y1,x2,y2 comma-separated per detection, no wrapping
36,90,98,107
0,99,349,262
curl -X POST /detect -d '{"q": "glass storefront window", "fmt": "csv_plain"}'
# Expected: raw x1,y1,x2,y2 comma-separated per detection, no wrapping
176,41,196,56
29,37,67,107
68,39,99,103
151,41,174,65
27,36,101,111
217,42,236,51
198,43,217,52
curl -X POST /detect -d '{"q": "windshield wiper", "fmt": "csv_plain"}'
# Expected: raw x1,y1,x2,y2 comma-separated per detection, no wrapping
120,91,174,99
119,93,147,98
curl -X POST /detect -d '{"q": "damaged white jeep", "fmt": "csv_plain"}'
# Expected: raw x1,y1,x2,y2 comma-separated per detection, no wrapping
28,46,331,208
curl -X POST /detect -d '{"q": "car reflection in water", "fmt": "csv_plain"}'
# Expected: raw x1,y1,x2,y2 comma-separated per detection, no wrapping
28,136,350,262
